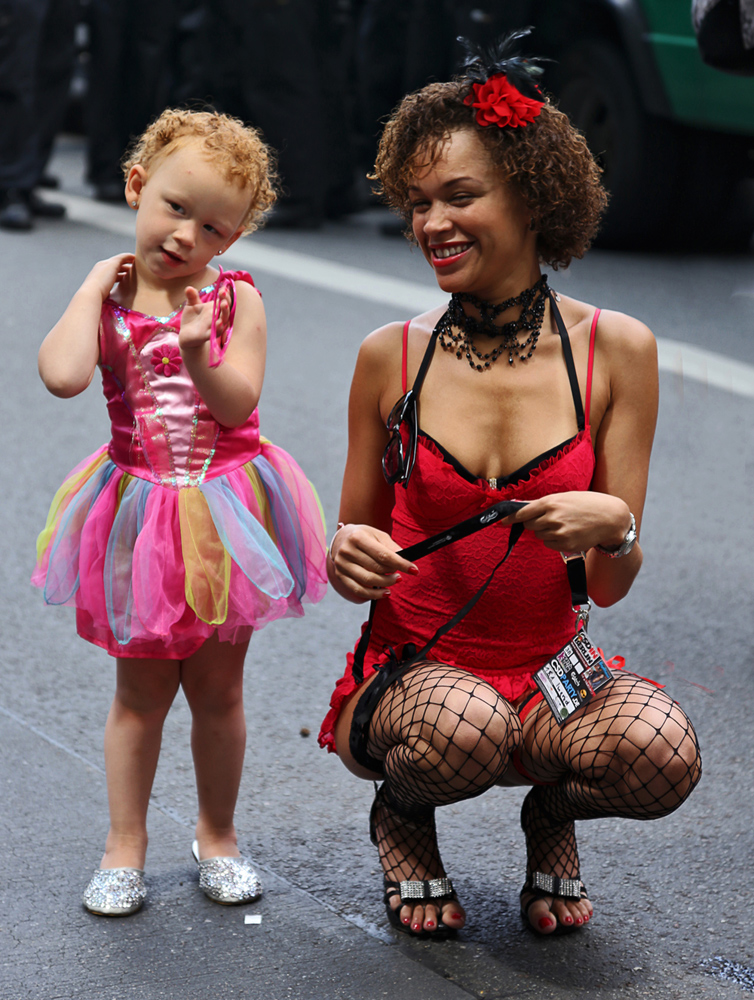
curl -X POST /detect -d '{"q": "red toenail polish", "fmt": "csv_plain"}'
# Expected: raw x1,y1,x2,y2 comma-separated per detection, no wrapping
402,916,411,925
451,912,463,920
564,916,573,925
426,921,435,928
576,917,583,925
538,917,553,930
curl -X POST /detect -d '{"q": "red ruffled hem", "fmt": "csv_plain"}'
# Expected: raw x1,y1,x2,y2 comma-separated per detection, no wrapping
317,640,541,755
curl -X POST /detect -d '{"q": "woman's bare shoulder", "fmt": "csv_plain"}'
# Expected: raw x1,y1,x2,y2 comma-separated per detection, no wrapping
559,294,656,361
358,305,447,366
593,307,657,370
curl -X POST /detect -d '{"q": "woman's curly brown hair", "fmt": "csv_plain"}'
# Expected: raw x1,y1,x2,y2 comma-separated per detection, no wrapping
373,80,608,269
122,109,278,233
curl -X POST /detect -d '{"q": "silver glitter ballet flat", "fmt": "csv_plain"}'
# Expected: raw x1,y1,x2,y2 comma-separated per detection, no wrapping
191,840,262,905
82,867,146,916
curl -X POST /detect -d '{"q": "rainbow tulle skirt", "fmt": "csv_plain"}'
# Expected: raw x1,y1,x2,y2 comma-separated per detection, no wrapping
32,441,327,658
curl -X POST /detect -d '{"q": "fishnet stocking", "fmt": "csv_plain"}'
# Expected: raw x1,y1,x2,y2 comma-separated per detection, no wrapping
520,675,702,883
367,662,522,883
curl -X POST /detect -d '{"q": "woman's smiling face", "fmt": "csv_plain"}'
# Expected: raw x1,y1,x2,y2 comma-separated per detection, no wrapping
409,128,538,301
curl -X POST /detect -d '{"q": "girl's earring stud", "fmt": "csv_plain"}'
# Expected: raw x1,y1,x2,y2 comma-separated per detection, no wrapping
131,200,138,208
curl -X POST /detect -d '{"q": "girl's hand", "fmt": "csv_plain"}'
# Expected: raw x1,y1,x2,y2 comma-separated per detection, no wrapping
83,253,135,303
329,523,419,601
179,284,232,353
507,491,632,553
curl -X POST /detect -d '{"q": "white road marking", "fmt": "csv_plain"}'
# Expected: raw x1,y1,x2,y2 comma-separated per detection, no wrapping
57,192,754,399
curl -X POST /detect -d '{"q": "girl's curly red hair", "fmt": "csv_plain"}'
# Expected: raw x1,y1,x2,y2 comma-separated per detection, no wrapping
122,109,278,234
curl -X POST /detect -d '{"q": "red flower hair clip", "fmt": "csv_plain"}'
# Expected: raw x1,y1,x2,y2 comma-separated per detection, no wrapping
464,73,543,129
459,29,547,130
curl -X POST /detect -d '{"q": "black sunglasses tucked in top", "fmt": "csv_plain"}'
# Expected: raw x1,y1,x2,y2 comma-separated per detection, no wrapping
381,326,440,488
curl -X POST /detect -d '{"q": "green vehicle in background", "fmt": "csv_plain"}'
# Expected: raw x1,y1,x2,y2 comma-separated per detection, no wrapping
464,0,754,247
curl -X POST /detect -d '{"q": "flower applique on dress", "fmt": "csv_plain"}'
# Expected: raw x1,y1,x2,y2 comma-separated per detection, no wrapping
150,344,183,377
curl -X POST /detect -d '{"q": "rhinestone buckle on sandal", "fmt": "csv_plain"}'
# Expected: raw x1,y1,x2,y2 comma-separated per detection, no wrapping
82,867,146,916
529,871,583,899
191,840,262,905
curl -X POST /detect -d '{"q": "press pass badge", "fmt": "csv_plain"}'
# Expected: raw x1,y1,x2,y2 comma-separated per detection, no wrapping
533,629,613,723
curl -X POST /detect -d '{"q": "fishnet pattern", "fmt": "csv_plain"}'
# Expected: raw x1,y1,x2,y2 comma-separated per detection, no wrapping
367,662,522,884
520,675,702,882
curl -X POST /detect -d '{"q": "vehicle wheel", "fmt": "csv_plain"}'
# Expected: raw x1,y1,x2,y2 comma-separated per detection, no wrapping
557,40,681,248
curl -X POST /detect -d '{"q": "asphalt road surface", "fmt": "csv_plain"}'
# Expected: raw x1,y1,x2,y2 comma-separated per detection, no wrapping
1,137,753,1000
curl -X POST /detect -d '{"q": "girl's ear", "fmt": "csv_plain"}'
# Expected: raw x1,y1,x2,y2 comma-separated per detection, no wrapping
220,228,245,255
124,164,148,208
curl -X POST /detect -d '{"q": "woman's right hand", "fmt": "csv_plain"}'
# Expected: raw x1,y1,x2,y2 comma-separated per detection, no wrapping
329,524,419,603
83,253,135,302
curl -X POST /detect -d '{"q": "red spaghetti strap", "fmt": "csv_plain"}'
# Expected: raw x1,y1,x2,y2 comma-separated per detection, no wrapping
402,320,410,394
585,308,600,428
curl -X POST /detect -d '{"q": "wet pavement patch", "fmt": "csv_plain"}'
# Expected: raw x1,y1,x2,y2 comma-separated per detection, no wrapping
701,957,754,992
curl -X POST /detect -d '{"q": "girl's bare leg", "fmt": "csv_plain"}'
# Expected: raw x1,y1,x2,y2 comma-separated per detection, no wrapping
102,657,181,869
180,633,249,859
518,675,702,933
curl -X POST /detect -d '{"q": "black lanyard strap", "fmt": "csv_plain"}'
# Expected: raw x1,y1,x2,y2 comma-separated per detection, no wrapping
398,499,527,562
351,509,525,685
564,554,589,607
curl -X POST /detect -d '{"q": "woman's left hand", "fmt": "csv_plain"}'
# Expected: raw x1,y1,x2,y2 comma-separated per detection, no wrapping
507,491,632,553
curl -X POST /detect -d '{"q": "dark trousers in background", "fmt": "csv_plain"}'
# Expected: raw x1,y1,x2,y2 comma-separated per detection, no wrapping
85,0,180,187
0,0,77,191
201,0,354,220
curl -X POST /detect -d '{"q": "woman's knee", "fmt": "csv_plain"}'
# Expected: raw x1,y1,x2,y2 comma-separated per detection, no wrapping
608,700,702,815
417,682,523,778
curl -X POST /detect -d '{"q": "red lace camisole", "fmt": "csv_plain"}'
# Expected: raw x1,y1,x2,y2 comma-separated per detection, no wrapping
319,306,600,754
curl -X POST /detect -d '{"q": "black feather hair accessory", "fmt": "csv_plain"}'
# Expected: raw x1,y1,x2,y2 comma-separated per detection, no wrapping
459,29,547,129
459,28,547,98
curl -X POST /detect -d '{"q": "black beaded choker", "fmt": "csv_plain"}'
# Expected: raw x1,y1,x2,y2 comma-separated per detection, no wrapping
437,274,549,371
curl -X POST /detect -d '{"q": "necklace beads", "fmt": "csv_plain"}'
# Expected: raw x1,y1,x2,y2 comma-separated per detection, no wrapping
437,274,549,371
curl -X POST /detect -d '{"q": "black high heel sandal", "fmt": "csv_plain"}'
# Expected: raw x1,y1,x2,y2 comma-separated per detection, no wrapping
519,788,591,935
370,782,459,939
519,871,590,935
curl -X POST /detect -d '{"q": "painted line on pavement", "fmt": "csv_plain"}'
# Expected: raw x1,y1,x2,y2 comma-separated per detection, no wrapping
0,701,193,828
0,699,391,939
57,192,754,399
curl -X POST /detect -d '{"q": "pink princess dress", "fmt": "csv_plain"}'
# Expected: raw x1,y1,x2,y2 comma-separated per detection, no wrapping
32,271,327,659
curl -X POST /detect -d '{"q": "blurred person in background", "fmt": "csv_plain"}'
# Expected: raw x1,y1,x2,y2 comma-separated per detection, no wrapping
195,0,357,228
0,0,77,230
353,0,453,174
85,0,181,201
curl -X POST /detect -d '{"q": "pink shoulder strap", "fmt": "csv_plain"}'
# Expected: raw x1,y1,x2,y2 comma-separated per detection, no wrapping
226,269,260,296
585,308,600,426
402,319,410,393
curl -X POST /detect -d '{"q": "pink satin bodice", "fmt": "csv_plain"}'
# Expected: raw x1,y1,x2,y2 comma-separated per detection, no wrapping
98,273,261,489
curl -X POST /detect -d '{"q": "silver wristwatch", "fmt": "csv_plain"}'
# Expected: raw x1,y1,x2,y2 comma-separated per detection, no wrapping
595,512,637,559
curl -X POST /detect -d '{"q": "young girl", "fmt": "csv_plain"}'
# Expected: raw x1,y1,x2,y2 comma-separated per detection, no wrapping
32,109,328,916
